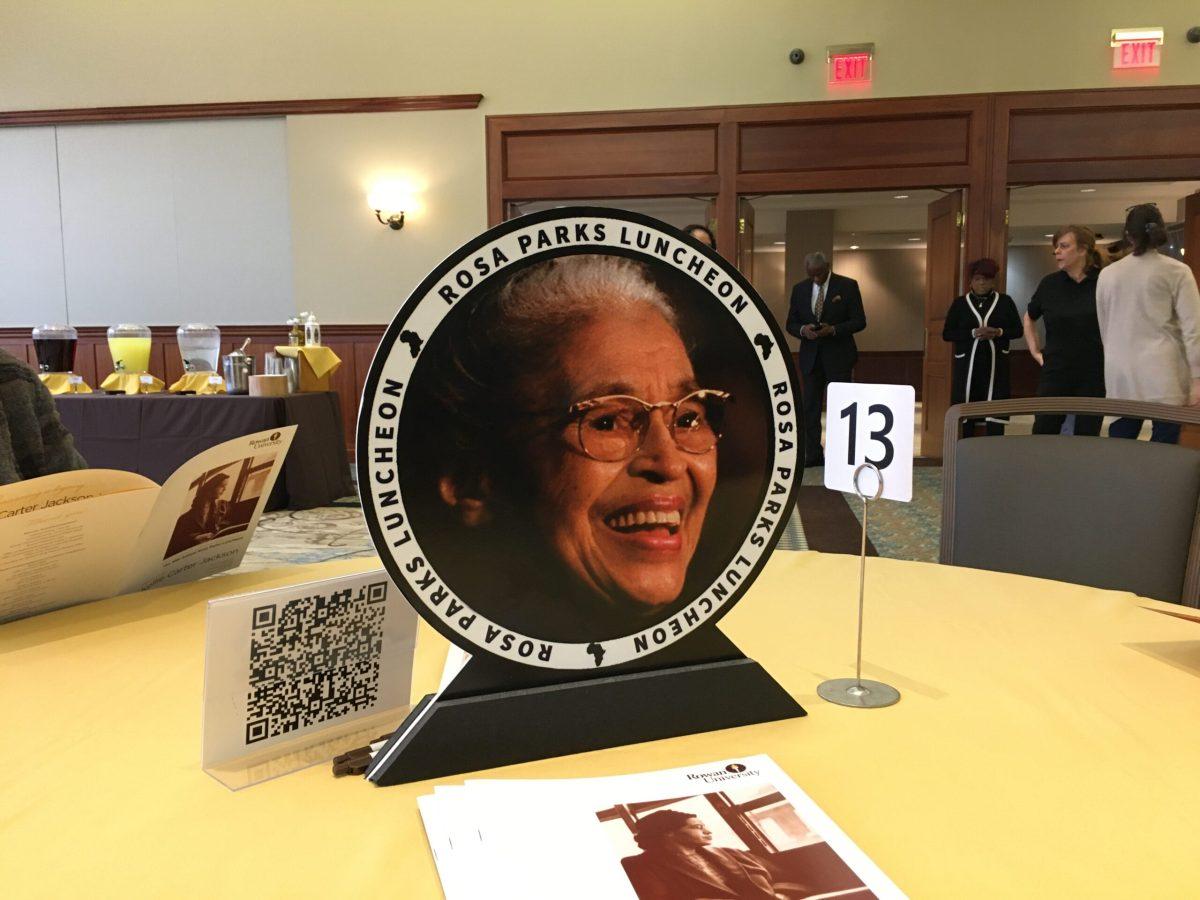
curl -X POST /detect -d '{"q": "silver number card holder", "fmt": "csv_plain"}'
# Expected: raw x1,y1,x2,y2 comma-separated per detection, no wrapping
817,462,901,709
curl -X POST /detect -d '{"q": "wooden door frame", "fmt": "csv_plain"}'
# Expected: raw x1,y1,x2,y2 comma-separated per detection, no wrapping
986,85,1200,269
488,84,1200,280
487,94,991,270
487,85,1200,458
921,191,965,460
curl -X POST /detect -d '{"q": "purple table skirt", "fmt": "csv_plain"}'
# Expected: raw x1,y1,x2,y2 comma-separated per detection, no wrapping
54,392,353,510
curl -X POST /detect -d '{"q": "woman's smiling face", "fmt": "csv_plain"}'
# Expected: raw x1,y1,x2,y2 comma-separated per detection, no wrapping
520,309,718,612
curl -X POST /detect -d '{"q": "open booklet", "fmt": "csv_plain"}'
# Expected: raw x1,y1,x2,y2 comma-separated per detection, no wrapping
0,427,295,623
417,754,905,900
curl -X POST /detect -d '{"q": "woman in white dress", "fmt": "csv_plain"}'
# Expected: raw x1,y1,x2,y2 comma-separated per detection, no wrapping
1096,203,1200,444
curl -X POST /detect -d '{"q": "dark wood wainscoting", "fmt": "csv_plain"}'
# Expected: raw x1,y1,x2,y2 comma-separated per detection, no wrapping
788,350,925,400
3,325,1057,467
2,324,387,460
829,349,1039,405
853,351,924,400
1008,350,1041,399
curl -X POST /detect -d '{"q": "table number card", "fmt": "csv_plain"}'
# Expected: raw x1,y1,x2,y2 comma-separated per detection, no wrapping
823,382,915,502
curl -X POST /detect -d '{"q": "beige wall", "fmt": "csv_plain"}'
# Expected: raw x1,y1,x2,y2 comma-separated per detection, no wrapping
8,2,1199,111
1006,245,1059,349
783,211,834,305
832,250,926,352
751,250,791,349
751,248,925,353
5,1,1200,323
286,111,486,321
1006,245,1058,318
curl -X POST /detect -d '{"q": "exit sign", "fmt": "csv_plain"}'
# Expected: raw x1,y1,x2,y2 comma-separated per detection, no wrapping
1111,27,1163,69
827,43,874,85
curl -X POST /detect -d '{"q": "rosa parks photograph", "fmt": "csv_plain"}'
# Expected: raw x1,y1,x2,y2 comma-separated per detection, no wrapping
595,785,876,900
395,249,775,643
163,453,276,559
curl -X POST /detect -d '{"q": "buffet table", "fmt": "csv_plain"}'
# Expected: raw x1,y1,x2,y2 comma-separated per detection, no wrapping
3,553,1199,897
54,392,353,510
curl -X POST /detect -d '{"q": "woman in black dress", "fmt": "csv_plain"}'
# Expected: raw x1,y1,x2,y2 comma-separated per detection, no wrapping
1021,225,1105,436
943,257,1022,436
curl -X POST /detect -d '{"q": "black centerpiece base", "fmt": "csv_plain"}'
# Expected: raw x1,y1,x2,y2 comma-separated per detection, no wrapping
366,628,805,786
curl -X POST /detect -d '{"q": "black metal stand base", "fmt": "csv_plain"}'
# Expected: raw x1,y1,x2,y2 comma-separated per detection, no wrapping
366,628,805,786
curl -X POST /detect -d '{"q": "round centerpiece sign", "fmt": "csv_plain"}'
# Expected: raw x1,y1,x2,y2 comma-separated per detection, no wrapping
358,208,801,669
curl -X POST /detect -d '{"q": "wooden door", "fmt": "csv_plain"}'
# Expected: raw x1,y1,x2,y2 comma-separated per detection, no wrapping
1179,191,1200,449
1184,191,1200,286
919,191,964,459
705,199,719,250
737,197,755,280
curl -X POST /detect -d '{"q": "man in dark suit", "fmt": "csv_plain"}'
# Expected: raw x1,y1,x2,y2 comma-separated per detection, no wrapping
785,251,867,466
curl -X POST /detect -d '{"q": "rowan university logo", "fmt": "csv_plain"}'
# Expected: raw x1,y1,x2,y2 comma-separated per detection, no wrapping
358,207,801,671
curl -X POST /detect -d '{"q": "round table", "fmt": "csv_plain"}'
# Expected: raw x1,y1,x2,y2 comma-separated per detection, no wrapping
2,552,1198,897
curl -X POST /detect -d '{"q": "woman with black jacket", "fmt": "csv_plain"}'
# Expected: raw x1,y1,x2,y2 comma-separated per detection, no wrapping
943,257,1022,436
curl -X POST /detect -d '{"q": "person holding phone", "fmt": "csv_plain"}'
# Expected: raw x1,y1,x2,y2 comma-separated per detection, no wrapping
785,251,866,466
943,258,1022,436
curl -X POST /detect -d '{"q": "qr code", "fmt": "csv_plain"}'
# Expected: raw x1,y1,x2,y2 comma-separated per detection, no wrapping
245,580,388,744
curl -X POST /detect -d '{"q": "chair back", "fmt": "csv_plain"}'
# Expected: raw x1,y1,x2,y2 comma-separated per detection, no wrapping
941,398,1200,606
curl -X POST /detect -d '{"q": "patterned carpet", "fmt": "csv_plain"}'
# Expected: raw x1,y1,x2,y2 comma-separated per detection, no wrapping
234,466,945,574
236,503,377,572
815,466,945,563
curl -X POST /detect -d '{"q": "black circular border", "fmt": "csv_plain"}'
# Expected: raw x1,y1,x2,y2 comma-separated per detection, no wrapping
357,206,804,669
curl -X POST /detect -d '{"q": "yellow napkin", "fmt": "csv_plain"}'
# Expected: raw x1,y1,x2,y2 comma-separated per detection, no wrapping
168,372,227,394
38,373,93,395
273,345,342,391
100,372,165,395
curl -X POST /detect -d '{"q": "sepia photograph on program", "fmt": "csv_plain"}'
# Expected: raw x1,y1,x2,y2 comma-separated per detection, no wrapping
164,452,278,559
596,781,879,900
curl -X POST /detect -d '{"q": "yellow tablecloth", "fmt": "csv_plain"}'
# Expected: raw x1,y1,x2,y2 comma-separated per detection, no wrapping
3,553,1200,897
99,371,165,394
37,372,92,394
273,345,341,391
168,371,227,394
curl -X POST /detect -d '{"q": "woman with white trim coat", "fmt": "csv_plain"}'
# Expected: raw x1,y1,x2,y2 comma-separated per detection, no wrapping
943,257,1022,436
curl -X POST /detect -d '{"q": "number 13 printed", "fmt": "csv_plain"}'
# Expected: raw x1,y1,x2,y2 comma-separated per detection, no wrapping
839,402,894,470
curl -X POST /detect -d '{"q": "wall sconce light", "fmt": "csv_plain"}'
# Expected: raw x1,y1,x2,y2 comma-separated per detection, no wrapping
368,182,409,231
375,208,405,230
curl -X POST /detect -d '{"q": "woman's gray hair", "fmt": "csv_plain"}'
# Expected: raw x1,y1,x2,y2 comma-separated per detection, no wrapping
494,254,677,347
405,254,682,485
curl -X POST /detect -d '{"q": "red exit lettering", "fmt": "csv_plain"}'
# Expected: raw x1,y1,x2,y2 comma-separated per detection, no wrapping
829,53,871,84
1113,40,1160,69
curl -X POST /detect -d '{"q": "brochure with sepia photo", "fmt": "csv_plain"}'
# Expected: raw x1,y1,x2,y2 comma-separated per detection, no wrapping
0,427,294,623
417,754,905,899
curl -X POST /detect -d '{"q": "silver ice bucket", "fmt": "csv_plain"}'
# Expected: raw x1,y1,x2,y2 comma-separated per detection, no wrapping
223,349,255,395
